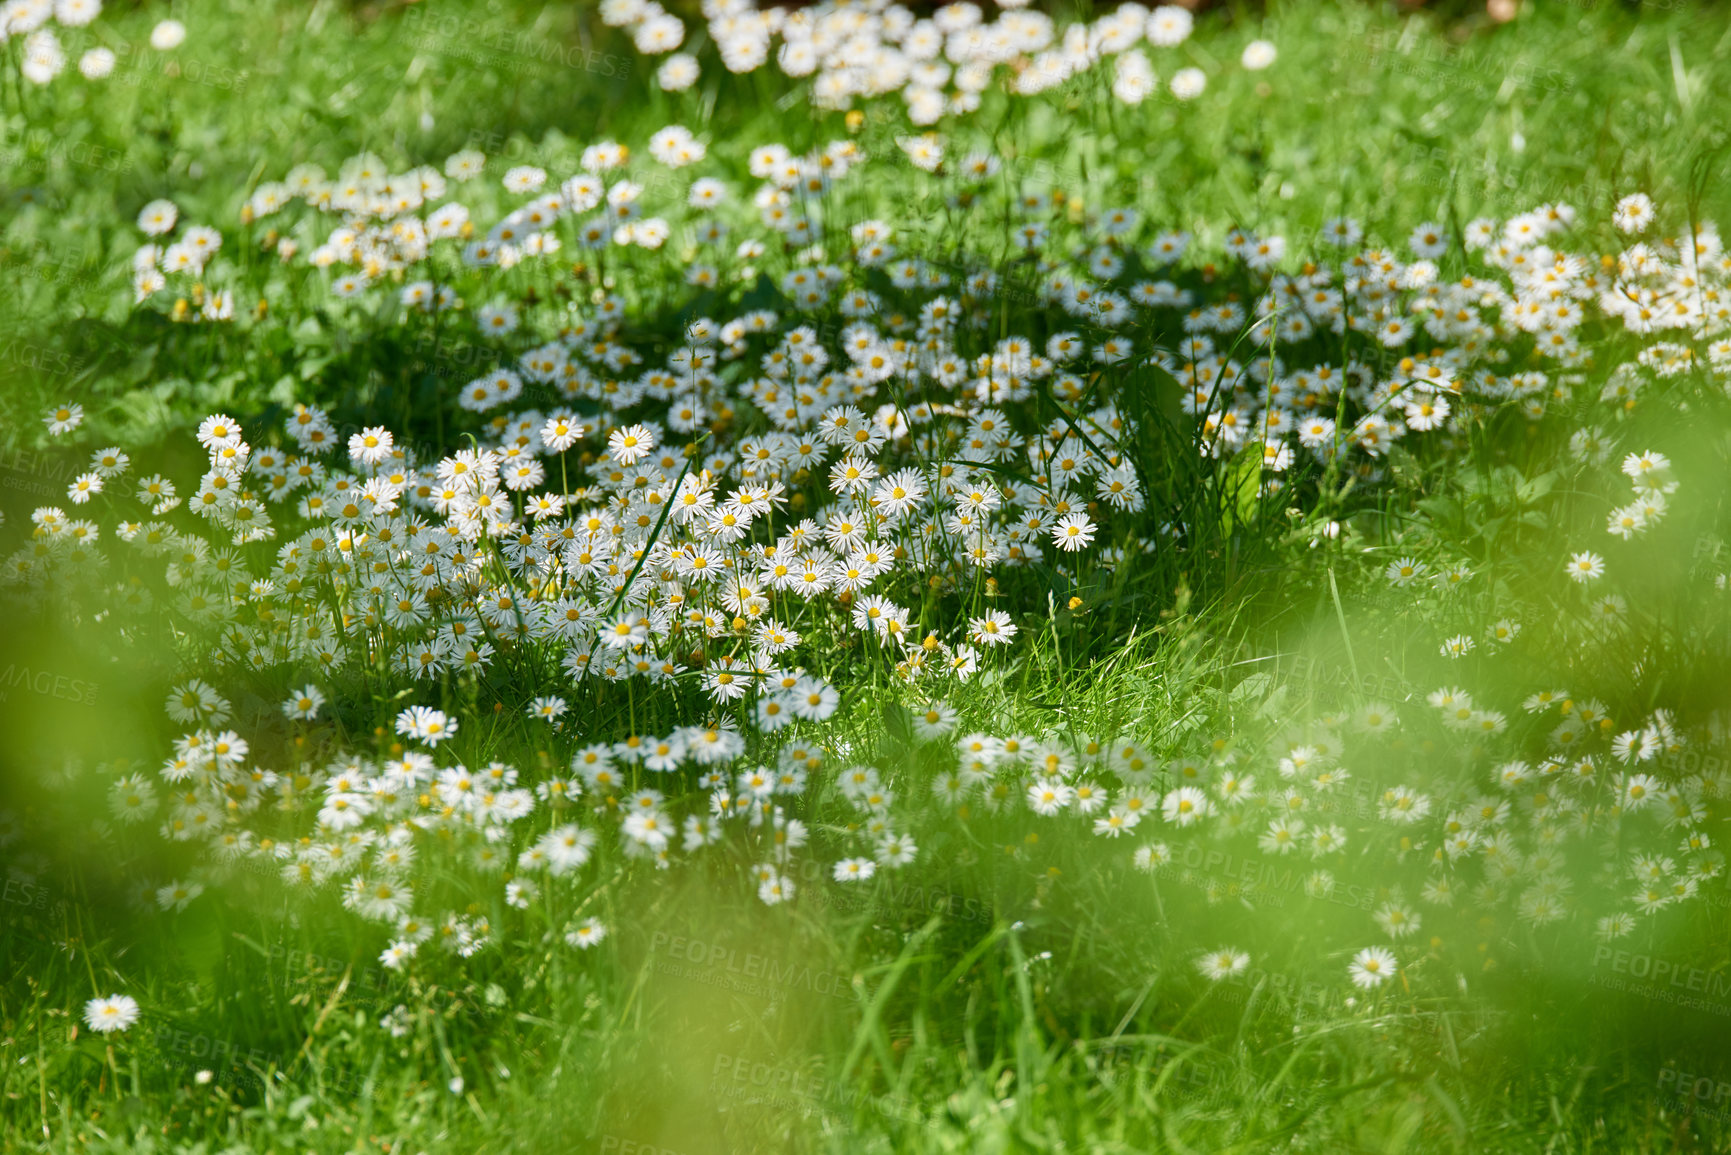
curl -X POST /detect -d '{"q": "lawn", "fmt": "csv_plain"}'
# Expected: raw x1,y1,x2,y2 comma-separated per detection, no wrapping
4,0,1731,1150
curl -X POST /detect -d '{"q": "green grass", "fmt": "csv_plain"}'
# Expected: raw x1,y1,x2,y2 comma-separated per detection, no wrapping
7,0,1731,1150
9,0,1731,436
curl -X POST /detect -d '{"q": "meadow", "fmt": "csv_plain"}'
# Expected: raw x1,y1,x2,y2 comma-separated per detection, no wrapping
4,0,1731,1150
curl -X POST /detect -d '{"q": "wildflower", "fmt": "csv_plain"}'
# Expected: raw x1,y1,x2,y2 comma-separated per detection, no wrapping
1595,913,1636,941
1612,193,1653,234
1385,557,1427,586
538,826,597,874
566,918,608,949
156,880,203,912
1373,903,1421,940
1169,67,1206,99
44,402,84,435
84,994,142,1034
608,423,656,465
910,702,958,742
601,613,650,649
150,19,186,50
1348,947,1397,989
528,696,568,722
348,426,394,466
1028,778,1076,816
1486,620,1521,645
395,706,458,746
282,685,325,720
834,857,877,882
1163,787,1212,826
875,833,918,867
658,53,700,91
1357,704,1398,735
969,611,1018,647
1259,818,1305,855
1134,843,1173,872
80,48,116,78
1241,40,1278,70
1621,773,1660,811
757,870,795,905
137,200,179,236
789,678,840,722
1051,512,1097,552
1195,948,1250,981
380,941,418,970
109,775,156,824
90,447,130,477
1439,634,1475,659
67,472,103,504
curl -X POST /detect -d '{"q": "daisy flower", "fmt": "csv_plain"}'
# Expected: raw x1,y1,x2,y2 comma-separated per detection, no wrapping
1051,512,1097,552
282,684,325,720
1163,787,1212,826
137,200,179,236
911,702,958,742
1385,557,1427,586
1348,946,1397,989
395,705,458,746
757,871,795,905
833,857,877,882
1241,40,1277,70
1195,948,1250,981
968,610,1018,647
44,402,84,435
149,19,186,50
380,941,418,970
84,994,142,1034
1612,193,1653,234
528,696,568,722
1565,551,1606,583
566,918,608,949
875,833,918,867
608,424,656,466
1595,913,1636,941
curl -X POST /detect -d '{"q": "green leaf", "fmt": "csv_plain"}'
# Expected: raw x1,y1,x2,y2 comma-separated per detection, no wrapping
1231,672,1272,702
1416,496,1464,527
1515,470,1557,504
881,700,914,748
1221,446,1263,534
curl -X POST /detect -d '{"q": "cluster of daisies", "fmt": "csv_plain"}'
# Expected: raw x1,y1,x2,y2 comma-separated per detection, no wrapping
125,126,1731,521
4,0,188,84
1409,446,1678,664
115,683,857,968
9,232,1145,939
1155,194,1731,489
1152,678,1716,993
11,295,1141,931
599,0,1276,112
17,84,1731,1006
128,199,230,314
12,332,1132,678
1413,683,1713,939
1192,945,1396,992
78,635,1730,997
